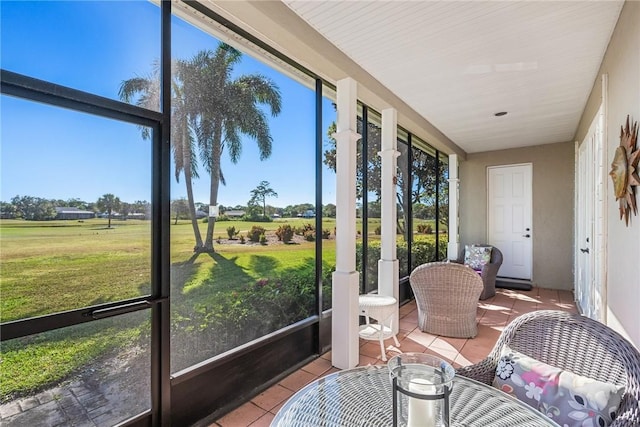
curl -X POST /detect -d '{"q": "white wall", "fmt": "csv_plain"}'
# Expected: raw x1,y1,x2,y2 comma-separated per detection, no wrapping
575,1,640,349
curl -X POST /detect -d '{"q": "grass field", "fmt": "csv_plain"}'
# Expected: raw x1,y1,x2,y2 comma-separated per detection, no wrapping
0,216,444,400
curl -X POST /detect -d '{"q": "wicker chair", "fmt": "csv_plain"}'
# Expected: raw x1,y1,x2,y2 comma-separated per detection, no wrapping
409,262,483,338
455,244,503,300
456,310,640,426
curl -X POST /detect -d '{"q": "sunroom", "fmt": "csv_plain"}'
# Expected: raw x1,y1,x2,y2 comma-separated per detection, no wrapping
0,1,638,427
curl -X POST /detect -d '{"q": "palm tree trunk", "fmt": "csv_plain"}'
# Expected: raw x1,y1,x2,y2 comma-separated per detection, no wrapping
183,127,203,250
203,130,223,252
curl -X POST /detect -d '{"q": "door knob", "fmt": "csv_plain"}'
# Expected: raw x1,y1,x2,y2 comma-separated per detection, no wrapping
522,234,530,238
580,248,590,253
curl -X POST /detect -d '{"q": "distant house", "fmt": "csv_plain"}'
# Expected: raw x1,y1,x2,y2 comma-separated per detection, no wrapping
225,210,245,218
301,209,315,218
194,210,207,219
55,207,95,220
127,212,147,220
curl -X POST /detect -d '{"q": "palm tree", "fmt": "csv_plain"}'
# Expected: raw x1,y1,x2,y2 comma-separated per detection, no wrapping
249,181,278,218
96,193,121,228
119,61,204,248
182,44,282,252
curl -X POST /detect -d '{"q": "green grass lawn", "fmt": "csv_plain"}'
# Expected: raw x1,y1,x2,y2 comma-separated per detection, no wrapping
0,215,445,400
0,217,331,400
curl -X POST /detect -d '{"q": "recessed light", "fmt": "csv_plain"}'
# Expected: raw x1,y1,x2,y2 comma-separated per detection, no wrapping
494,112,507,117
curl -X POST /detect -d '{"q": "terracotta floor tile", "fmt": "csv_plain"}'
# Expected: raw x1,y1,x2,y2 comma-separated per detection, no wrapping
436,335,468,351
404,329,437,348
537,288,560,302
321,367,341,377
359,341,386,359
248,412,274,427
399,318,418,331
269,400,286,416
396,337,429,353
399,302,416,316
426,338,461,361
214,287,577,426
557,289,575,303
251,384,293,412
458,341,493,364
216,401,265,427
278,369,317,392
301,357,333,376
357,353,378,366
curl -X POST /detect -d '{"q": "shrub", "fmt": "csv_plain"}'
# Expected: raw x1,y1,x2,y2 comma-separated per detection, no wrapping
374,226,381,235
303,230,315,241
215,214,231,222
417,223,434,234
259,233,267,245
226,226,239,240
248,225,266,242
275,224,294,243
239,234,245,244
294,223,314,236
242,213,272,222
355,240,438,293
321,228,331,239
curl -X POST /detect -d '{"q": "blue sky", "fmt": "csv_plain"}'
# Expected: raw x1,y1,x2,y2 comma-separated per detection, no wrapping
1,1,337,208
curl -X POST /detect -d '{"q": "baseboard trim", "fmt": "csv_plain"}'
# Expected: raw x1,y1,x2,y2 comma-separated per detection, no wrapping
496,277,533,291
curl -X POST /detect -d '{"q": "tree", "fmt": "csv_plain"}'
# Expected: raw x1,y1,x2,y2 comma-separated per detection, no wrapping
182,44,282,252
10,195,56,220
413,203,430,219
120,60,204,248
323,118,382,201
323,203,336,218
249,181,278,218
131,200,150,218
96,194,121,228
171,198,189,224
120,202,131,220
324,118,448,235
0,201,17,219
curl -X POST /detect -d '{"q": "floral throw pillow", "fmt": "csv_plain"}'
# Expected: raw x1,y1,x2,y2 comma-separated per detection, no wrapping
492,347,625,427
464,245,492,270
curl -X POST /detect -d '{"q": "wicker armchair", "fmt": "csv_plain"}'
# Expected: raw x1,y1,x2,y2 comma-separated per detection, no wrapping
455,244,503,300
409,262,483,338
456,310,640,426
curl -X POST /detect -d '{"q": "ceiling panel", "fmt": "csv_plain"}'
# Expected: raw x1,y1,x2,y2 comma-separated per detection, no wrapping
284,1,623,153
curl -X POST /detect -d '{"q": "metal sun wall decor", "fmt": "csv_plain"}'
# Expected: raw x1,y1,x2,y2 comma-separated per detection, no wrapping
609,115,639,226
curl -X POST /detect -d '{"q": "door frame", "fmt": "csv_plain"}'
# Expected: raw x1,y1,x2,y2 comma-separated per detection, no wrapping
487,163,533,280
574,78,607,322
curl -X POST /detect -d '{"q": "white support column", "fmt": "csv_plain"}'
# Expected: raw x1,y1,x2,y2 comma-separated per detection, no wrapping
378,108,400,334
447,154,460,260
331,77,361,370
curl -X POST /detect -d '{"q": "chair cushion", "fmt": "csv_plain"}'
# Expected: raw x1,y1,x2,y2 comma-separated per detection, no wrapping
492,347,625,427
464,245,492,270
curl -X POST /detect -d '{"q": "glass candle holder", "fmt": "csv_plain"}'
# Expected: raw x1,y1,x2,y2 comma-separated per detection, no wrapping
388,353,455,427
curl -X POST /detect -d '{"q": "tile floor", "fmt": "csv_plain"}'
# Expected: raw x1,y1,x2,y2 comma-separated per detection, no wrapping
211,287,577,427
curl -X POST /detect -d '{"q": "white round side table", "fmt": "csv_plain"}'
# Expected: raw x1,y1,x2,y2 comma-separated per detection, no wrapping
358,294,401,361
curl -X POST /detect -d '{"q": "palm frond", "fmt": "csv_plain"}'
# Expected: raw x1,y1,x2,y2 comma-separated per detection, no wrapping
235,75,282,116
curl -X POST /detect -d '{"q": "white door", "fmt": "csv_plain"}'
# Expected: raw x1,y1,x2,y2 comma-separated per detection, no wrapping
488,164,533,280
575,104,606,321
576,139,594,317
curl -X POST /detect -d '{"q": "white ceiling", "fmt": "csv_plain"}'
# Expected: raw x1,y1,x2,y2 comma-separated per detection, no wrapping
283,1,623,153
